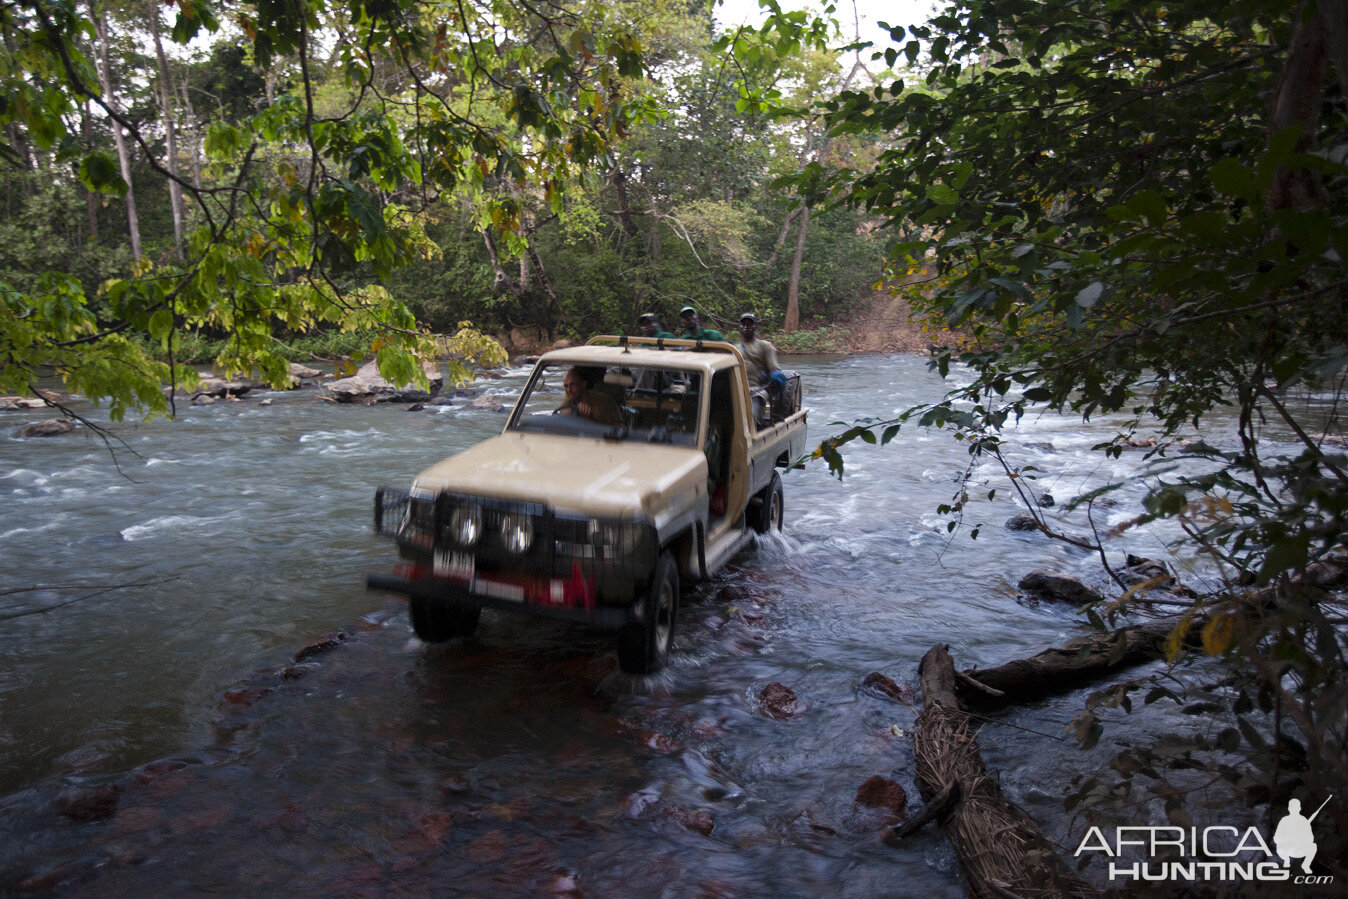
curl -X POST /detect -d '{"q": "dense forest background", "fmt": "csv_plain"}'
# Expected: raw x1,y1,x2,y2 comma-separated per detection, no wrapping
0,0,889,363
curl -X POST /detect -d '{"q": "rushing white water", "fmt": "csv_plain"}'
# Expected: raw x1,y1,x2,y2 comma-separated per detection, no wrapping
0,354,1297,894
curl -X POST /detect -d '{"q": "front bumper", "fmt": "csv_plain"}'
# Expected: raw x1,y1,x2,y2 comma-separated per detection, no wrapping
366,563,637,630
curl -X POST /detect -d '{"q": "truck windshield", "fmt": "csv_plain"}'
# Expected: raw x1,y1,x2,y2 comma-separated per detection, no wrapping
508,362,703,447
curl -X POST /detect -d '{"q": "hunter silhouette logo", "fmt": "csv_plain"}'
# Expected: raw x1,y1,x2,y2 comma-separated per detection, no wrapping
1274,797,1330,874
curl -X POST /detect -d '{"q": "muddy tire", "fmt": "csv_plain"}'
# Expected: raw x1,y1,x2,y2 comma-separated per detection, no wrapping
750,471,784,534
409,595,481,642
617,551,678,675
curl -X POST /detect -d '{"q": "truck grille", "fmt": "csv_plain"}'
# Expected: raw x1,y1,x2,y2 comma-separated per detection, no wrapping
373,486,655,586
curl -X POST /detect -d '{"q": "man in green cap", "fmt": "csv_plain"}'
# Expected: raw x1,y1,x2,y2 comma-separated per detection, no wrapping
636,313,674,339
678,306,725,341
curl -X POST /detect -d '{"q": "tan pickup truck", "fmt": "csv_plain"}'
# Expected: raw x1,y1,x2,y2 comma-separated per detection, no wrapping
367,335,808,674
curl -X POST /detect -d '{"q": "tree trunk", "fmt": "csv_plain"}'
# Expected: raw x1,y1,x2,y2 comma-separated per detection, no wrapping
784,204,809,333
481,227,560,340
1268,4,1328,212
149,5,185,258
177,80,203,190
610,162,641,239
92,8,140,259
1319,0,1348,95
916,645,1100,899
81,100,98,239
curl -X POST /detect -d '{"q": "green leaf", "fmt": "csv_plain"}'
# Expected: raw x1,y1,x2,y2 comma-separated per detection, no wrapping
1128,191,1169,228
148,309,174,343
1075,282,1104,309
1209,158,1256,202
78,153,126,197
926,183,959,205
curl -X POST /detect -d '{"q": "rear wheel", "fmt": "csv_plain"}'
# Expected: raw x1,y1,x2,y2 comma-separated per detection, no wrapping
617,551,678,675
750,471,784,534
409,595,481,642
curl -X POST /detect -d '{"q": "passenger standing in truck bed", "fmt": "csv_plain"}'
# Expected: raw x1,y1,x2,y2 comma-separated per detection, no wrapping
738,313,786,424
636,313,674,339
678,306,724,341
736,313,781,384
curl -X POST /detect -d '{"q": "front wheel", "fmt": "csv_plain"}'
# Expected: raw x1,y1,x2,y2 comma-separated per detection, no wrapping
750,471,784,534
409,595,481,643
617,551,679,675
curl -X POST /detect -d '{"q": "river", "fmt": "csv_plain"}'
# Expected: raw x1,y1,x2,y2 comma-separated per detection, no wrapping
0,353,1256,894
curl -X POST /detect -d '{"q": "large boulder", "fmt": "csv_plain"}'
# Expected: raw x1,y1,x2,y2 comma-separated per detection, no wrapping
1018,569,1103,605
193,376,259,399
288,363,324,387
326,359,442,404
1117,554,1174,588
19,418,76,438
0,396,48,411
470,395,505,413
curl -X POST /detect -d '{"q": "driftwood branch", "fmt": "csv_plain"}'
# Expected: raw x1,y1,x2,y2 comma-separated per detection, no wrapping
957,558,1348,712
885,780,960,845
954,617,1205,711
914,644,1099,898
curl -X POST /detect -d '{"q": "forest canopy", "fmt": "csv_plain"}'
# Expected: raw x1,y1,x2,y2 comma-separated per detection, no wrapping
0,0,887,420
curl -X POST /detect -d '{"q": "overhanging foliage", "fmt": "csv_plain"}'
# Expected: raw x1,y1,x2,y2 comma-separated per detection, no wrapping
799,0,1347,857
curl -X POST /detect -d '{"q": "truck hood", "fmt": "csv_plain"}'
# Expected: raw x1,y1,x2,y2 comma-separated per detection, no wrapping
411,432,706,521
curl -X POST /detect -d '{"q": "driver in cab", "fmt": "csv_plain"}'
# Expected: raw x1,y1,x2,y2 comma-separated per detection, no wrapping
559,366,624,426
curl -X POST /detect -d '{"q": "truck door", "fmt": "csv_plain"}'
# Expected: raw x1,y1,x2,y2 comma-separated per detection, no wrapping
708,368,750,530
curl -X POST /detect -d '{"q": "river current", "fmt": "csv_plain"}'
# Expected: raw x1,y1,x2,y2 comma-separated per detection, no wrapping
0,353,1272,894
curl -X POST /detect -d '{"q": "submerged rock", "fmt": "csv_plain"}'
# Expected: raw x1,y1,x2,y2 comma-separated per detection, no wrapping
854,775,907,816
470,395,505,413
1018,569,1103,605
759,681,807,719
861,672,915,704
19,418,75,437
663,805,715,836
58,783,122,822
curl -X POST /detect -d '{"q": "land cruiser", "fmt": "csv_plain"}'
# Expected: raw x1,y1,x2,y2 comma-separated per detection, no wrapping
367,336,808,674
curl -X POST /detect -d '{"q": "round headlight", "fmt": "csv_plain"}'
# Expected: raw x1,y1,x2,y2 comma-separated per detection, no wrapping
588,520,637,552
501,512,534,554
586,521,609,545
449,505,482,547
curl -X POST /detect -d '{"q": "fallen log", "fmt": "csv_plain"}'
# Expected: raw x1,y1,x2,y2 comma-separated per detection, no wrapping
961,558,1348,711
954,616,1203,711
915,644,1099,899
